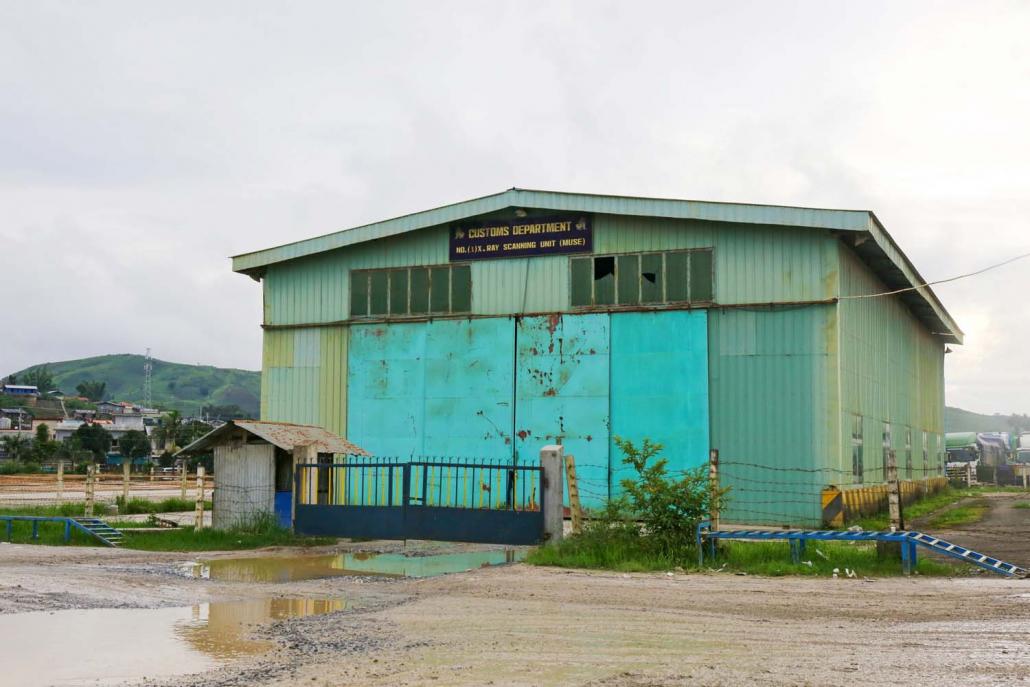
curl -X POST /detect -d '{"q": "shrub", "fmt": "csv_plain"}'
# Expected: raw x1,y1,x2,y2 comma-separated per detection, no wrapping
613,436,721,558
531,438,724,570
0,461,42,475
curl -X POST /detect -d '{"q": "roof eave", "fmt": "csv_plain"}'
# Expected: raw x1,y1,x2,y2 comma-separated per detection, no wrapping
230,188,875,274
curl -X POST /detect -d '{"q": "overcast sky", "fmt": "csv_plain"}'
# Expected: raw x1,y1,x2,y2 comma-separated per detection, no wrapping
2,1,1028,415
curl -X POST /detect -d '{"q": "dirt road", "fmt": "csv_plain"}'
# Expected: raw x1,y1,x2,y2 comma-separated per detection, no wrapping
915,492,1030,569
1,539,1027,687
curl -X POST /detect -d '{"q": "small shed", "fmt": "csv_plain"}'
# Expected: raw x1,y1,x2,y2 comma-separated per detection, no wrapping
177,420,368,530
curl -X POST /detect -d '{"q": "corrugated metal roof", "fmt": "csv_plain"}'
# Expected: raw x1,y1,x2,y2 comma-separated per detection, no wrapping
231,188,875,274
231,187,960,341
176,420,369,456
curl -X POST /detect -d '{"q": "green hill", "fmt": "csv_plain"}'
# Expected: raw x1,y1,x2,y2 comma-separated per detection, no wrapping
7,354,260,418
944,406,1030,435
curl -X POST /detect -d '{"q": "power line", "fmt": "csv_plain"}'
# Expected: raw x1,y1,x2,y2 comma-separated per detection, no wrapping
839,250,1030,300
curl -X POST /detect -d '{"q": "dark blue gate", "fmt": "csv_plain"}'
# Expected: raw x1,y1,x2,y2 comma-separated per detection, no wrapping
292,458,545,545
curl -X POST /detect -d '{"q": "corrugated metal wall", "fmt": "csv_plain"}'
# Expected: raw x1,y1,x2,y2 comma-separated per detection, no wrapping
709,305,837,525
262,215,838,326
212,443,274,529
261,326,347,437
838,245,946,486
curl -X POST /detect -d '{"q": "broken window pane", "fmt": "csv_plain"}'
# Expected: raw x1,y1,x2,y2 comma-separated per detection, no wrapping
593,256,615,305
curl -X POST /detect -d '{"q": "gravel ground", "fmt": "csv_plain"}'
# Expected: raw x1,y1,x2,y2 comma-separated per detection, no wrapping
0,501,1028,686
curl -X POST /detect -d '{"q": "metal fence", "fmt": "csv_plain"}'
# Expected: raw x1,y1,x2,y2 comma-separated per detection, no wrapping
293,456,545,544
296,457,540,512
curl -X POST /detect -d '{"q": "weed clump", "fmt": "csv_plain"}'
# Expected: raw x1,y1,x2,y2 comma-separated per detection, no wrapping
528,437,721,570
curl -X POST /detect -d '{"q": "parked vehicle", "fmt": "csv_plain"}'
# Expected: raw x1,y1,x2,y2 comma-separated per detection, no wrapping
1017,433,1030,464
946,432,979,466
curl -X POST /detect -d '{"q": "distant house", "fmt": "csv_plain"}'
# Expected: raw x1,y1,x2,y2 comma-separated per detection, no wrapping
53,419,86,442
0,408,32,430
2,384,40,397
95,401,143,416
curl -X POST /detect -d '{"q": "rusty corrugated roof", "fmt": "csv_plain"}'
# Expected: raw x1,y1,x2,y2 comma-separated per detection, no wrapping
176,420,369,456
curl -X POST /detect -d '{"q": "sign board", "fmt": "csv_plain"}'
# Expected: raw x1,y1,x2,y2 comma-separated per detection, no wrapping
449,215,592,261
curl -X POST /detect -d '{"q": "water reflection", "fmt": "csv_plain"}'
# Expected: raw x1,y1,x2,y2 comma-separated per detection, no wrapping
0,597,345,686
177,597,347,658
187,548,524,582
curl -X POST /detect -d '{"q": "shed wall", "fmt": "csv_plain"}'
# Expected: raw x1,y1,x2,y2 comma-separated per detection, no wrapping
212,443,275,529
837,245,946,486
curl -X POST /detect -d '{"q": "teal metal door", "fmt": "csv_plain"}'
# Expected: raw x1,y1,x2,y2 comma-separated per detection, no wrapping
348,320,513,459
515,314,611,508
610,310,710,495
347,323,427,457
422,318,514,459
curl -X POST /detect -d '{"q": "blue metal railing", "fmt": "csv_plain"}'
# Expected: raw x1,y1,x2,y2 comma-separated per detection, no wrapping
696,520,1027,577
0,515,124,547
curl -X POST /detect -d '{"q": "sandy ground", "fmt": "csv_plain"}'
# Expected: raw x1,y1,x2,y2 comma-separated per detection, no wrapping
0,496,1028,686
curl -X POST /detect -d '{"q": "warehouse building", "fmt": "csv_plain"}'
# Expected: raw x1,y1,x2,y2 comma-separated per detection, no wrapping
232,189,961,525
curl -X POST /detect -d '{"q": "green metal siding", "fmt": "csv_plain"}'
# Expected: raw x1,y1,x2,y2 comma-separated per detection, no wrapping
709,305,837,526
262,214,838,326
837,244,946,486
261,326,347,437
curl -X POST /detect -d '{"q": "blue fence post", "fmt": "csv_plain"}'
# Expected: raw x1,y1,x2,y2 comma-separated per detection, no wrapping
5,519,12,541
64,519,71,543
31,521,39,541
900,539,912,575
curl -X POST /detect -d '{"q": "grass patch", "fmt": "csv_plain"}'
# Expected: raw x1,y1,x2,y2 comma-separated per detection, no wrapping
1012,501,1030,509
526,531,680,572
123,515,335,552
848,486,1007,531
715,541,954,577
526,537,958,577
0,519,102,546
115,496,210,514
925,500,989,529
2,511,333,551
0,503,94,518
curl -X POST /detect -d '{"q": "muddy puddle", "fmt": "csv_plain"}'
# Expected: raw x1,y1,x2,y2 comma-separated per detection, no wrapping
186,548,525,582
0,597,345,686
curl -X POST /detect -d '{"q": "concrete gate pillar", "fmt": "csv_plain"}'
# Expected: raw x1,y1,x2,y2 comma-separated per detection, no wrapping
540,445,565,544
